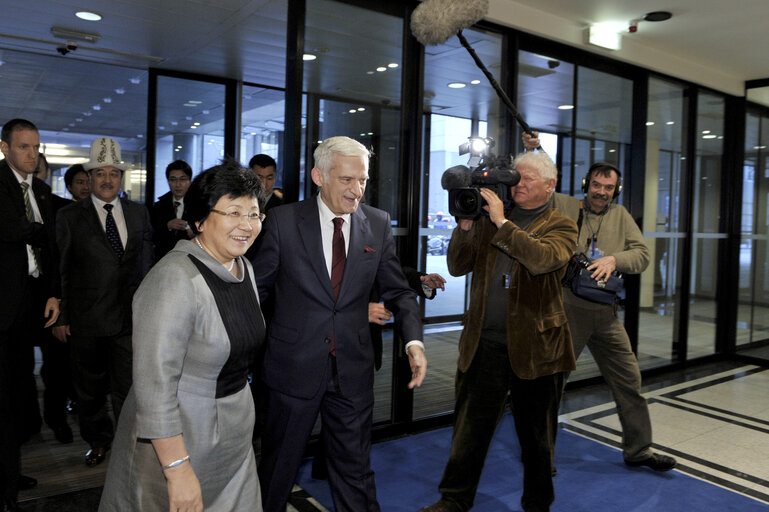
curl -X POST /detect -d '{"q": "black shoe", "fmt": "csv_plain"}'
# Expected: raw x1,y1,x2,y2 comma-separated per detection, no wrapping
50,423,73,444
85,446,109,467
625,453,677,472
18,474,38,490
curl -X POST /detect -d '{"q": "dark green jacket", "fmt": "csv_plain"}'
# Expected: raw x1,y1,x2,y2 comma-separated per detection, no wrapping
447,206,578,379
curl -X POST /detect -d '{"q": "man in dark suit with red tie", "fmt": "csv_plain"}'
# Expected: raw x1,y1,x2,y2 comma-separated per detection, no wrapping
0,118,60,511
150,159,193,261
52,137,153,467
252,136,426,512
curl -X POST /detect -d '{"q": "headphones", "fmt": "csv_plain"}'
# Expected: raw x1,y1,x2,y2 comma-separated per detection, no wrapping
581,162,623,200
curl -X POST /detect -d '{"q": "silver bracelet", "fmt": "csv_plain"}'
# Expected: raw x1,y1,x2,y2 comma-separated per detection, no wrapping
162,455,190,470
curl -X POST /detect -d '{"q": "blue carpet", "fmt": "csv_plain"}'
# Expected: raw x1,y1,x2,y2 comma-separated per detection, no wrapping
296,414,767,511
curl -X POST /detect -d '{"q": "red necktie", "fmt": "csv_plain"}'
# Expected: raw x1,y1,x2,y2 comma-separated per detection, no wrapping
330,217,346,355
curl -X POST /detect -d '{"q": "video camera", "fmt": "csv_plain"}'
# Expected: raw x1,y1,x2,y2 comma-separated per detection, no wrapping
440,137,520,219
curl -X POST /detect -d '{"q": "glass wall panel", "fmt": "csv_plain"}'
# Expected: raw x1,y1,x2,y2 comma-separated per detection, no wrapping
240,86,285,185
154,76,226,201
639,78,688,368
737,111,769,352
305,0,404,424
689,92,726,358
571,67,633,378
414,26,504,420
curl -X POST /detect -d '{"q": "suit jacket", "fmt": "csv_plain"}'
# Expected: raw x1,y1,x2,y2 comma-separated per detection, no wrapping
251,198,422,399
0,160,59,330
56,196,154,336
263,191,284,212
447,207,578,379
150,191,192,260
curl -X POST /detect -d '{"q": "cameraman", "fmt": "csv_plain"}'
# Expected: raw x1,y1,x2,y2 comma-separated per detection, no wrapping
523,133,676,472
420,151,577,512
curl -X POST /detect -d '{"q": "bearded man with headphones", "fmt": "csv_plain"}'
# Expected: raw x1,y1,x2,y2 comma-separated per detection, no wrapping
523,133,676,473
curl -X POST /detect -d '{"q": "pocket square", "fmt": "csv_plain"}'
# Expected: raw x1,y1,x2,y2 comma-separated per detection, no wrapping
364,246,376,253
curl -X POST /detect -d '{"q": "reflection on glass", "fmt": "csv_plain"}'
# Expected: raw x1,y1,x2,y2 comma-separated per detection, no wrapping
639,78,687,368
688,92,725,359
154,76,226,201
737,111,769,351
241,86,284,191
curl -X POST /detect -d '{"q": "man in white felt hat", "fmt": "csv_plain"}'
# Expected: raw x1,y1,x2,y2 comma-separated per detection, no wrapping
52,137,154,467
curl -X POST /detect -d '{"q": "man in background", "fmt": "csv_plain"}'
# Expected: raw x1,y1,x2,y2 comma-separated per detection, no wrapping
249,154,283,211
53,137,153,467
150,159,193,260
0,119,60,509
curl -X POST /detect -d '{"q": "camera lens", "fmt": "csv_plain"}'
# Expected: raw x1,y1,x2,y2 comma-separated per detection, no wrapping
449,188,482,218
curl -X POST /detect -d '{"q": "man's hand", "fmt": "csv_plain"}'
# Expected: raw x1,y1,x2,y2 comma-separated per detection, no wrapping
167,218,189,231
479,188,506,228
368,302,392,325
587,255,617,282
420,273,446,291
457,218,474,231
406,345,427,389
52,325,70,343
522,131,540,150
43,298,60,328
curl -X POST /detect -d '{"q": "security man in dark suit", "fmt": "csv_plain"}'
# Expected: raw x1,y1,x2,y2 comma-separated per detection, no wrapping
52,137,154,467
150,159,193,260
0,118,60,511
249,154,283,211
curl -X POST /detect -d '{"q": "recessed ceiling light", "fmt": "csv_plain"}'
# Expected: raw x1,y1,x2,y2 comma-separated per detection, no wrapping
76,11,102,21
202,110,210,115
357,107,365,111
702,130,711,134
703,134,717,139
349,109,357,113
171,121,178,126
92,105,101,111
666,121,675,125
303,53,317,61
103,97,112,103
754,145,767,150
470,79,481,85
250,132,256,136
366,71,374,75
115,88,125,95
646,121,655,126
193,122,200,126
191,125,197,129
376,67,387,72
130,77,141,85
557,104,574,110
387,63,399,68
447,82,466,89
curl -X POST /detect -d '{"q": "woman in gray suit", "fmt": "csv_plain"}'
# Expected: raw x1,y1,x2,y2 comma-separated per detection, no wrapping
100,161,265,511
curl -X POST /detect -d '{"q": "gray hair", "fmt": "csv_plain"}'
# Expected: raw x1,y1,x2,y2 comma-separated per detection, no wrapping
513,151,558,183
314,136,371,180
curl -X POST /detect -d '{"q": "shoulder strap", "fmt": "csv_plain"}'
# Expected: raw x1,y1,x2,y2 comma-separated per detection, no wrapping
576,200,584,234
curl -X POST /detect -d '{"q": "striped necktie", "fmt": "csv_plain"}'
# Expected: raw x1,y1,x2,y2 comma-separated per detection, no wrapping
103,204,125,258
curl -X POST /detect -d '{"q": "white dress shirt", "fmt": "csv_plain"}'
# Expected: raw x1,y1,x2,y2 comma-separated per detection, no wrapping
315,195,424,353
11,167,42,277
91,194,128,247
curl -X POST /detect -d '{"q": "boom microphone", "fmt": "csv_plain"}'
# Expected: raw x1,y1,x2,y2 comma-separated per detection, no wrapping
410,0,543,150
410,0,488,46
441,165,472,190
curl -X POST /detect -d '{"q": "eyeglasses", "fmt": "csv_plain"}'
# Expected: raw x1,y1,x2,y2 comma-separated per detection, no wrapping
168,176,190,183
210,209,265,223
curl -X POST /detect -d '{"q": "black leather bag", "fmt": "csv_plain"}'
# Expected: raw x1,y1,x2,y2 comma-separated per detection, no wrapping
562,253,624,304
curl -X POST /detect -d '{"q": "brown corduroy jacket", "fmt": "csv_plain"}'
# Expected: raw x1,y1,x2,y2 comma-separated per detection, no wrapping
447,206,578,379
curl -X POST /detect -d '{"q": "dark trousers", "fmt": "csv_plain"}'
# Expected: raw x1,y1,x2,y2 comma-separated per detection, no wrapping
259,356,379,512
39,331,73,428
69,332,132,449
438,341,564,512
0,277,45,504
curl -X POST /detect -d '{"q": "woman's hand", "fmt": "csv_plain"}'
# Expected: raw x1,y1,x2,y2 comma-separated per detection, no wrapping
165,462,203,512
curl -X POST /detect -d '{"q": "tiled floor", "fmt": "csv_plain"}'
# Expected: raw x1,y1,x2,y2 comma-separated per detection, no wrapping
16,359,769,511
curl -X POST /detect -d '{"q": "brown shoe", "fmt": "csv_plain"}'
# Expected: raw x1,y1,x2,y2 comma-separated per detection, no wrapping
85,446,110,467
